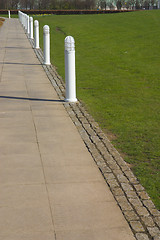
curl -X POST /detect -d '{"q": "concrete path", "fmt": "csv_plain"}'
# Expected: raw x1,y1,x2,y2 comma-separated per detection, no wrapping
0,18,136,240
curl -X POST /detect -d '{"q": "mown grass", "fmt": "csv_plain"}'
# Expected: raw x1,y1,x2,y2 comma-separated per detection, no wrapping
34,11,160,209
0,14,18,18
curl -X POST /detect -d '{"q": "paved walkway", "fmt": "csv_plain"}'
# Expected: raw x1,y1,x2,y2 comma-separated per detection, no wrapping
0,18,136,240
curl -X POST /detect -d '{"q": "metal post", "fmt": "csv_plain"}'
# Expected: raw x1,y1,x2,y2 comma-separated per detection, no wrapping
34,20,39,49
65,36,77,102
43,25,50,65
29,17,33,39
8,10,10,19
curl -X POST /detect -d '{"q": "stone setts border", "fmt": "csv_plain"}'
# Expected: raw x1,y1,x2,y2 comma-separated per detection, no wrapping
30,39,160,240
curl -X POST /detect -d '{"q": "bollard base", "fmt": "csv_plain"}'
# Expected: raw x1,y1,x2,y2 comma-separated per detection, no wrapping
65,98,78,103
43,62,51,66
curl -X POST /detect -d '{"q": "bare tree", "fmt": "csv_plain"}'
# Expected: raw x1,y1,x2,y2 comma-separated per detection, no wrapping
98,0,107,9
9,0,19,9
0,0,8,9
50,0,58,9
0,0,97,9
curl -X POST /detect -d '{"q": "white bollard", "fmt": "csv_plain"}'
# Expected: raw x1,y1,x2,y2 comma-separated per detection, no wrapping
43,25,50,65
19,11,23,26
18,11,20,22
34,20,39,49
24,14,27,31
22,13,25,29
27,15,30,35
24,14,27,32
65,36,77,102
8,10,10,19
18,11,20,21
21,12,23,26
29,17,33,39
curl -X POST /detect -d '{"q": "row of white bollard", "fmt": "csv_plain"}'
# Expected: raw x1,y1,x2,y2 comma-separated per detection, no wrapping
19,11,34,41
18,11,77,102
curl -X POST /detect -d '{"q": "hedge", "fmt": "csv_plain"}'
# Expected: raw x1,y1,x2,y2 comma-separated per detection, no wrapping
0,9,135,15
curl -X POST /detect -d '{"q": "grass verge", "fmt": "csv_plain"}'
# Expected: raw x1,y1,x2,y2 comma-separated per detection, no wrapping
0,14,18,18
34,10,160,209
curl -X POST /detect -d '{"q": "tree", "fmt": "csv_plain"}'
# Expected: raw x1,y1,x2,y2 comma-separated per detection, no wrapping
98,0,107,9
143,0,149,8
135,0,141,8
49,0,59,9
0,0,97,9
84,0,96,9
116,0,122,9
0,0,8,9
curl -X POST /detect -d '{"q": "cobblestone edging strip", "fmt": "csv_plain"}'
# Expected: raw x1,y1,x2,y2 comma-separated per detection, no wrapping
30,39,160,240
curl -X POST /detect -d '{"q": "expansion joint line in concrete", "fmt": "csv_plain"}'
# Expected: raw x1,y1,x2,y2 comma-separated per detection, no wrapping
28,37,160,240
0,22,8,83
22,61,57,239
30,109,57,240
31,110,57,240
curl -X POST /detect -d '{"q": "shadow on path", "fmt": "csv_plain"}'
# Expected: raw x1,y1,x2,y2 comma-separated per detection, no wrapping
5,46,31,49
0,95,64,103
0,62,41,66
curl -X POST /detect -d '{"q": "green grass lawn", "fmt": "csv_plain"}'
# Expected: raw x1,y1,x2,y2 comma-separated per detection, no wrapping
0,14,18,18
34,11,160,209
